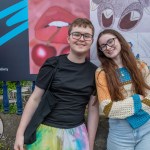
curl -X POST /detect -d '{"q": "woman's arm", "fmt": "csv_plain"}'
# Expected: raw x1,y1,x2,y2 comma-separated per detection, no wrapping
95,68,142,119
139,61,150,114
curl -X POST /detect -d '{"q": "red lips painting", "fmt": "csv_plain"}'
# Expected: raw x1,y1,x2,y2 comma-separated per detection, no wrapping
29,0,89,74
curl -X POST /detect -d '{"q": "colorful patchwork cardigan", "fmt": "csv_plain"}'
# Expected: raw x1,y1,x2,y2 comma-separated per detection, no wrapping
95,61,150,128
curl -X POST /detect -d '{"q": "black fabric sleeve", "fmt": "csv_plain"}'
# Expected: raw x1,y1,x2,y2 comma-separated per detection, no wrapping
91,78,97,96
35,56,58,90
92,64,98,96
92,89,97,96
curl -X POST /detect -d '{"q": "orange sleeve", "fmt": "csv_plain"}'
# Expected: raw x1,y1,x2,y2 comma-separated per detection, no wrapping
95,68,111,102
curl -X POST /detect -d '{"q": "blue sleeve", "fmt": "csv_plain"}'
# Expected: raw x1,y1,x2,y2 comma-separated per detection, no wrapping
126,94,150,128
126,110,150,128
132,94,141,113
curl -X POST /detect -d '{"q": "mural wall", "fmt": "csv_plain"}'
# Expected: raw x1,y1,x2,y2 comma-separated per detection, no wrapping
0,0,150,81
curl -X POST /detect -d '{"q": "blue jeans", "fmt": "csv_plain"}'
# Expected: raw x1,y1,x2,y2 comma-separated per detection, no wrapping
107,119,150,150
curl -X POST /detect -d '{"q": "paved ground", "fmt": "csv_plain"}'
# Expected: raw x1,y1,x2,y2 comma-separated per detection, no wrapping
0,113,21,150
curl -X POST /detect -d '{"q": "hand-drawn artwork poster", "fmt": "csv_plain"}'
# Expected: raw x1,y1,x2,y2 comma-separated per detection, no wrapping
90,0,150,67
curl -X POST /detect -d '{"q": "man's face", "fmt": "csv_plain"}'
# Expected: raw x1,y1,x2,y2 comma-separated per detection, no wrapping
67,26,93,56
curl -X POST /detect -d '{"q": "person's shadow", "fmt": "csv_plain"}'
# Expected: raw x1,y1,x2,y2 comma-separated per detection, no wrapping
94,116,109,150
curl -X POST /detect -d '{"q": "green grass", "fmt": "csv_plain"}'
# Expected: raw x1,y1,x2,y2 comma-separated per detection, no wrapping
0,102,17,114
0,81,32,113
0,143,4,149
9,103,17,114
0,81,32,95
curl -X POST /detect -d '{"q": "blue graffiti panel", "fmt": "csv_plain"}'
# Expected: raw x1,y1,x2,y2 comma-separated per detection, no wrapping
0,0,35,81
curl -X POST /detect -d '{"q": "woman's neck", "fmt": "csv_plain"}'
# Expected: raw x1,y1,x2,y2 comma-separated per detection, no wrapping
113,55,123,68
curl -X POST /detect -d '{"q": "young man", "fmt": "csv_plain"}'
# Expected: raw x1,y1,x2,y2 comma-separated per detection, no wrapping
14,18,99,150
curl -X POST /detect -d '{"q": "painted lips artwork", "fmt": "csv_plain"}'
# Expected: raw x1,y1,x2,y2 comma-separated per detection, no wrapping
28,0,89,74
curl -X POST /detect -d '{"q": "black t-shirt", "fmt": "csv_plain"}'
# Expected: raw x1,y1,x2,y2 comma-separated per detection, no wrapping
36,54,97,128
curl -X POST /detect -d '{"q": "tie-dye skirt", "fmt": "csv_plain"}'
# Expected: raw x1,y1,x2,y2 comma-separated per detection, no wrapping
26,123,89,150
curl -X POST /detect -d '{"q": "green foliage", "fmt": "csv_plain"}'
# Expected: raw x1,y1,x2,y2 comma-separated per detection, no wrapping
0,81,2,95
0,102,17,114
7,82,16,93
0,81,32,95
20,81,32,87
0,102,3,112
0,81,31,113
0,143,4,149
0,143,10,150
9,103,17,114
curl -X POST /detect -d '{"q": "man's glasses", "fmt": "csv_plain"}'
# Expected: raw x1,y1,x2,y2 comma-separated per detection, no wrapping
99,37,116,51
70,32,93,41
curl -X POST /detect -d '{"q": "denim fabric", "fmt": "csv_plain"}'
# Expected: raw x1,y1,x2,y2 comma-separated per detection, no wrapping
107,119,150,150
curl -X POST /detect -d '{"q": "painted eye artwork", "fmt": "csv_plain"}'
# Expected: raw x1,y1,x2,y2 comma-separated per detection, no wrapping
91,0,150,31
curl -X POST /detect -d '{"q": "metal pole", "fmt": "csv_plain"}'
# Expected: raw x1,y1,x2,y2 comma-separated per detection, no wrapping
2,81,9,113
16,81,23,115
32,81,35,92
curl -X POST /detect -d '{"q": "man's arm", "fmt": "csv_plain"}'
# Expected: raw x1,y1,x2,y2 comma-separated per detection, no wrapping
14,86,45,150
87,95,99,150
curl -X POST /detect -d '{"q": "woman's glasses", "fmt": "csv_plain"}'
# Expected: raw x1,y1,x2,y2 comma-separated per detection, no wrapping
99,37,116,51
70,32,93,41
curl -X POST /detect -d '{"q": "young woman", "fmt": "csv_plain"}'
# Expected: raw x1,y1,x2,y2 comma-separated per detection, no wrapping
95,29,150,150
14,18,99,150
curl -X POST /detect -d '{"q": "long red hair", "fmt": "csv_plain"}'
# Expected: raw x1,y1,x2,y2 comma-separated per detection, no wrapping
97,29,150,101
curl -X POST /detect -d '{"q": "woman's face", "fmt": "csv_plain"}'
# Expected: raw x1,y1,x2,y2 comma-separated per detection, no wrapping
98,33,122,61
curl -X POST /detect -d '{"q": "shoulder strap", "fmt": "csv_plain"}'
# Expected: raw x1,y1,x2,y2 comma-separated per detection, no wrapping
47,57,59,90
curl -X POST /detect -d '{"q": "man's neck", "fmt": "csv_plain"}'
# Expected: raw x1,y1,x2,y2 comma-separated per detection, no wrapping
67,52,86,64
